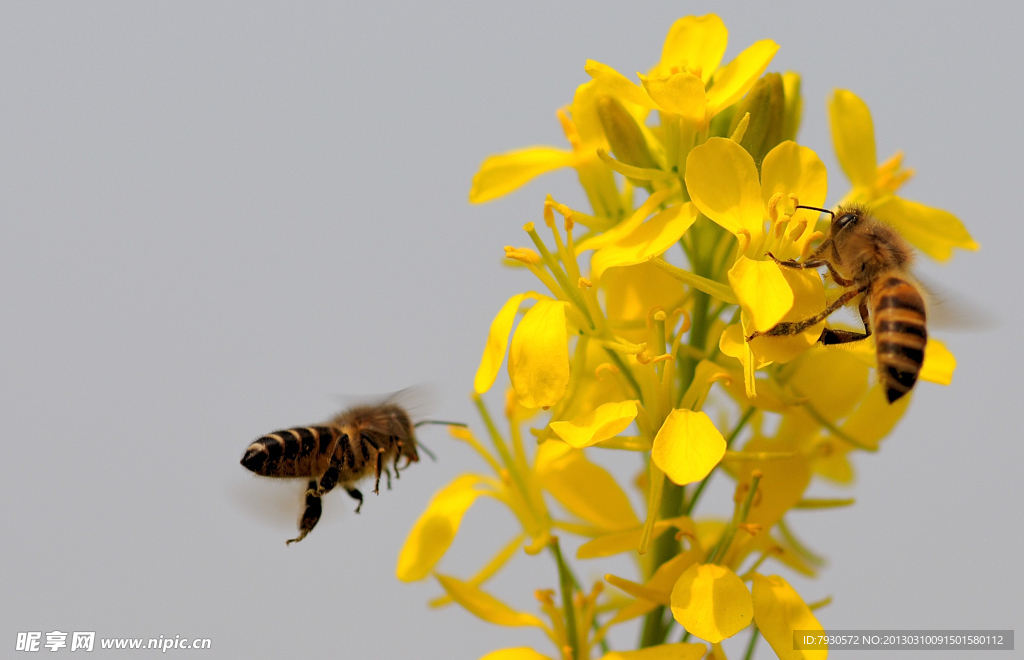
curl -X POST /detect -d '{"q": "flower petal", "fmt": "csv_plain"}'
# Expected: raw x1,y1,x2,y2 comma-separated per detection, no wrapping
658,13,728,84
787,347,870,420
640,71,707,123
871,195,978,262
550,400,639,448
584,59,659,110
578,188,673,252
837,382,911,451
591,203,699,281
728,257,794,332
469,147,576,204
751,573,827,660
397,475,489,581
745,266,827,364
435,574,546,628
759,141,827,224
719,323,762,398
600,643,707,660
686,137,763,238
670,563,753,643
652,409,726,486
536,442,640,531
508,299,570,409
919,337,956,384
481,649,555,660
828,89,877,188
729,439,811,534
475,292,546,394
705,39,780,116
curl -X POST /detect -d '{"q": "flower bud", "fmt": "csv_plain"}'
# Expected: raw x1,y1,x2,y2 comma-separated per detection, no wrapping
727,73,785,170
596,95,658,185
781,71,803,142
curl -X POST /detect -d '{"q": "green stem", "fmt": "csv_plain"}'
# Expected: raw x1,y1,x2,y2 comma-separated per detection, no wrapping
550,538,580,660
604,347,644,404
639,478,683,647
743,625,761,660
708,471,762,564
640,226,719,648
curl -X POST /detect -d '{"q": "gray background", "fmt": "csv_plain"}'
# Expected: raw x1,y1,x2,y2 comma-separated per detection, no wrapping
1,2,1020,658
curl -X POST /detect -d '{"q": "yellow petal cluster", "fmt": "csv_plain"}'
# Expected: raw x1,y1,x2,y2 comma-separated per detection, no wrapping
401,12,976,660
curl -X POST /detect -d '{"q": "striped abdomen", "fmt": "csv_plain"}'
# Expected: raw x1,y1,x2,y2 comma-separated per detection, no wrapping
241,426,340,477
871,274,927,403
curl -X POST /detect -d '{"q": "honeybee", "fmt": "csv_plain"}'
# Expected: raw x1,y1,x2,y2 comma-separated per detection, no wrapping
240,402,421,544
747,204,927,403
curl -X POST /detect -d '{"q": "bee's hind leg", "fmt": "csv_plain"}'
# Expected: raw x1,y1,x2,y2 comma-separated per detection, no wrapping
345,487,364,514
746,285,868,341
820,300,872,344
287,480,323,545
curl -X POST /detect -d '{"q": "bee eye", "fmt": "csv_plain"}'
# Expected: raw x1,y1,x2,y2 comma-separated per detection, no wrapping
836,213,858,228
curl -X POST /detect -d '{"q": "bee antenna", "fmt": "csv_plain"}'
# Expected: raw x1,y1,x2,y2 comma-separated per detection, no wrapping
416,441,437,462
414,420,468,428
795,205,835,221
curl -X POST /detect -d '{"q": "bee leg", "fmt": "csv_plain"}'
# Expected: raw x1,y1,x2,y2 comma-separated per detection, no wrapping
393,439,403,478
286,482,323,545
345,487,364,514
310,464,340,498
747,285,868,341
360,433,386,495
373,450,384,494
767,252,853,286
820,300,872,344
384,466,393,490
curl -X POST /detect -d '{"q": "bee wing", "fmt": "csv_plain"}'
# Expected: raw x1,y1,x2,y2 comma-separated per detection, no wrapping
330,384,437,421
914,273,999,332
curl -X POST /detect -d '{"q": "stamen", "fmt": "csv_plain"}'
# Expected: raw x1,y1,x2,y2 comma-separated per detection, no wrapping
767,192,784,222
594,363,619,380
801,231,825,259
578,277,592,289
504,246,542,264
736,228,752,253
556,107,582,151
787,219,808,241
543,196,556,228
730,112,750,143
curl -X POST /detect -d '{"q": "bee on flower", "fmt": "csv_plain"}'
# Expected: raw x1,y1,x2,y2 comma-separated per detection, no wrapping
402,12,976,660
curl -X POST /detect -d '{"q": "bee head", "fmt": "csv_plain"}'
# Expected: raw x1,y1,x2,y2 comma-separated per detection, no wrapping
831,205,866,234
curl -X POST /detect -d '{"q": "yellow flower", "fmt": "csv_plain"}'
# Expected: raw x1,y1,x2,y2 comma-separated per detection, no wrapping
829,89,978,260
408,12,977,660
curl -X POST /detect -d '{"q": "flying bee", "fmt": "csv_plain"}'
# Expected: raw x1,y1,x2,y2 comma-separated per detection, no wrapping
241,402,436,544
747,203,927,403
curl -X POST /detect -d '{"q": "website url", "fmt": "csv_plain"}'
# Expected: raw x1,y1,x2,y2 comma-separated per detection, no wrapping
101,637,212,651
16,632,212,652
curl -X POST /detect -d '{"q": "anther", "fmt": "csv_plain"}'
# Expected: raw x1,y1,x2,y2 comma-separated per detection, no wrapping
736,229,752,253
674,308,692,334
556,107,582,151
788,219,808,241
578,277,592,289
543,197,556,228
738,522,762,535
767,192,784,222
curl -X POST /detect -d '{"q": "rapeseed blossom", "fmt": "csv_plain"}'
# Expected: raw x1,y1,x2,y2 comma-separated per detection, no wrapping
401,13,976,660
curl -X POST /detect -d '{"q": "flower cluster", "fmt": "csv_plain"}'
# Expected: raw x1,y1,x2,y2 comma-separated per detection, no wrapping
399,14,976,660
